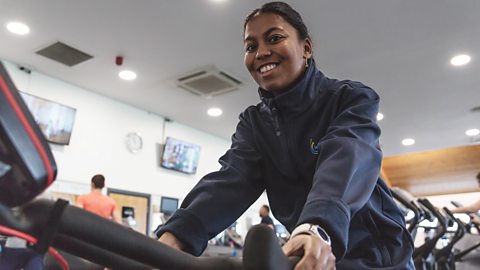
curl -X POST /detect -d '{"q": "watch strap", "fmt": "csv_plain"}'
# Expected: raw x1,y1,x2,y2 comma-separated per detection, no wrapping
290,223,331,245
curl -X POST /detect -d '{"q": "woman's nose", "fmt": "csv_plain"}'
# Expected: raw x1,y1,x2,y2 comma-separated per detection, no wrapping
256,44,271,59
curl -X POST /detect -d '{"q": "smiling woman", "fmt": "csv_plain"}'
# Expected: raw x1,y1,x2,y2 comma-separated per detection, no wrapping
157,2,414,270
243,11,311,96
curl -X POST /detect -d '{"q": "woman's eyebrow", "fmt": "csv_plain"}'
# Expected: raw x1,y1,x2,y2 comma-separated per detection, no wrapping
263,26,284,38
244,26,284,42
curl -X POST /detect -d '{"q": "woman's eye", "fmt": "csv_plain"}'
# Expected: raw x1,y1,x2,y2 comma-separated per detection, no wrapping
268,35,283,43
245,44,256,52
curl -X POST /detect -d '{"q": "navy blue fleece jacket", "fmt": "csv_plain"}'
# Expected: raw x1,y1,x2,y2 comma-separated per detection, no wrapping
157,63,413,268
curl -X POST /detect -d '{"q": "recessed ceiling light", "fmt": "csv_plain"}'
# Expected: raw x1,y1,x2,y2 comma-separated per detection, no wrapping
207,108,223,117
118,70,137,81
450,54,471,66
6,21,30,35
376,112,384,121
402,138,415,146
465,128,480,137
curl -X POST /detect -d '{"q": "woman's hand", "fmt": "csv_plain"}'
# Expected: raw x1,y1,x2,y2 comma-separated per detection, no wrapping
282,234,336,270
158,232,185,251
469,214,480,225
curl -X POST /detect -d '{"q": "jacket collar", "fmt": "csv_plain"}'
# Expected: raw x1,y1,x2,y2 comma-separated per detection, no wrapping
258,60,325,115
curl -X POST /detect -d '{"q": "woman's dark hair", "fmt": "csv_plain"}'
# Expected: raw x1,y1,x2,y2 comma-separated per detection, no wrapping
91,174,105,189
262,205,270,213
244,1,310,41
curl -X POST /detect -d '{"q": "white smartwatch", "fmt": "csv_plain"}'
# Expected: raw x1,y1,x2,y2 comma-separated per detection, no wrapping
290,223,331,245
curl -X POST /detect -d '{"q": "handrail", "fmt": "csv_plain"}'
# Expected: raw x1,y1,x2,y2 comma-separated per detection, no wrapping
0,199,299,269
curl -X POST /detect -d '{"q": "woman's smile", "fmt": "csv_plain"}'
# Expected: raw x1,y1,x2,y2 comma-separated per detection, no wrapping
258,62,279,77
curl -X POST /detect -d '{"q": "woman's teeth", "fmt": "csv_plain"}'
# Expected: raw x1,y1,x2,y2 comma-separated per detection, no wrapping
260,64,277,73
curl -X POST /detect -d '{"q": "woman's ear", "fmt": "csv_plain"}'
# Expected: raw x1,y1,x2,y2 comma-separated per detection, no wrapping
303,38,313,59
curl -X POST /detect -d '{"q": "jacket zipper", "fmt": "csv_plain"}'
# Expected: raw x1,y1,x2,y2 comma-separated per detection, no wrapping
271,107,281,136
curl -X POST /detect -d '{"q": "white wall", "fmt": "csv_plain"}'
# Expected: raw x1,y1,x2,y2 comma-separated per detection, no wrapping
4,60,231,198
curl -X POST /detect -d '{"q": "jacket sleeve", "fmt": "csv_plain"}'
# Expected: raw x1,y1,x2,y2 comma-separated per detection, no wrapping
296,82,382,259
156,109,265,256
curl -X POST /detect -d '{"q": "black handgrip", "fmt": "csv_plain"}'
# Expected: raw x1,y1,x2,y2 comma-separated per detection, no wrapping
450,201,462,208
2,200,241,269
1,200,300,270
389,189,426,220
418,199,446,228
390,189,422,233
36,200,242,270
53,234,153,269
390,189,416,211
417,199,435,222
413,199,447,259
435,207,466,261
442,207,457,222
442,207,466,237
243,225,300,270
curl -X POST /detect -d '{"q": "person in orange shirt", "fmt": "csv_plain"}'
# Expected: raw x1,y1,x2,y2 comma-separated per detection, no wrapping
76,174,121,223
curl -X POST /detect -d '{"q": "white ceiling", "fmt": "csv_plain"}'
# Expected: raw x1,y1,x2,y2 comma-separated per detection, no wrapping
1,0,479,156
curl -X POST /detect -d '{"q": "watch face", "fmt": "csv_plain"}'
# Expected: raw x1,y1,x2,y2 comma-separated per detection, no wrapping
126,132,143,153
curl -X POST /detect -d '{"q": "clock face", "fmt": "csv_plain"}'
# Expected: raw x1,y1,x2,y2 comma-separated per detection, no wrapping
126,132,143,153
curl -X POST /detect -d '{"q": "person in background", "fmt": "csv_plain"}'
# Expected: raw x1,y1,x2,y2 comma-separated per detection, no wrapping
157,2,414,269
259,205,275,230
451,172,480,224
76,174,121,224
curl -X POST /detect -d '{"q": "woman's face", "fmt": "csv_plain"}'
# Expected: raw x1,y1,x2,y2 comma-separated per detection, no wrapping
244,13,312,95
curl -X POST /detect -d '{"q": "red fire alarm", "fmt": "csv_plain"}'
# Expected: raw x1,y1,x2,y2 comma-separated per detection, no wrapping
116,56,123,66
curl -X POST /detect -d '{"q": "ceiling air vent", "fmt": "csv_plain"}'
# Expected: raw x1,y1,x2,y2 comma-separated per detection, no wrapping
36,42,93,67
177,65,242,97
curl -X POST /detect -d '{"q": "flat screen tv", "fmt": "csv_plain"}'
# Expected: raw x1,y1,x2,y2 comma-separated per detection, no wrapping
160,137,200,174
160,196,179,215
19,91,76,145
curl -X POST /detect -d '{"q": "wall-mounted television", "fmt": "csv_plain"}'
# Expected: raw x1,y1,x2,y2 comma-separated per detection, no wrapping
160,196,179,216
19,91,76,145
160,137,200,174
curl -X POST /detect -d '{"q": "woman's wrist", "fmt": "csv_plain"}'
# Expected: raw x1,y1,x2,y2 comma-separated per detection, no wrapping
291,223,331,245
158,231,186,250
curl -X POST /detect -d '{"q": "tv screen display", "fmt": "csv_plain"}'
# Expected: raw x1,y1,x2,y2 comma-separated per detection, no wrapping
19,91,76,145
161,137,200,174
160,196,179,215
